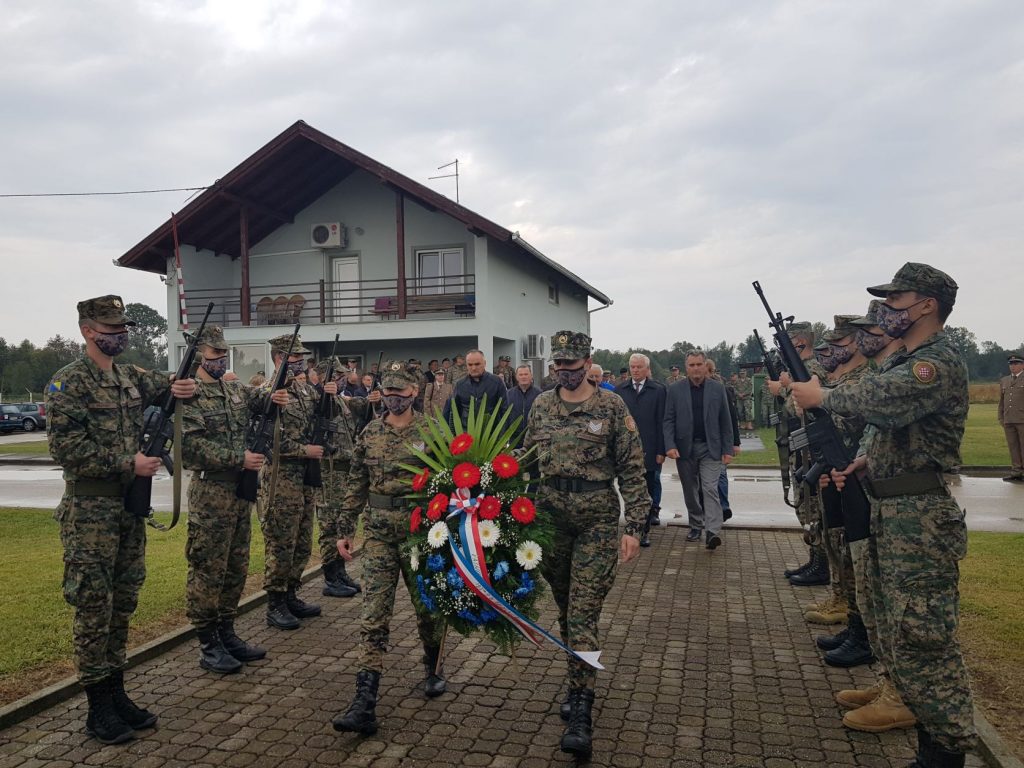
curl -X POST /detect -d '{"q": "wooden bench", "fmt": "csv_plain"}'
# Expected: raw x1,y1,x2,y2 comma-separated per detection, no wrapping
370,294,475,319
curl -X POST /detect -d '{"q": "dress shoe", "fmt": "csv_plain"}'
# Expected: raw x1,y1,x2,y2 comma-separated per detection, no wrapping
706,533,722,550
685,528,702,542
722,508,733,521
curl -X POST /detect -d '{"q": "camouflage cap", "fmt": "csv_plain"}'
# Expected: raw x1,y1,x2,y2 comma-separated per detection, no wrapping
550,330,592,361
822,314,860,342
867,262,958,305
1008,353,1024,364
314,355,345,376
850,300,885,328
786,321,814,341
379,360,418,389
499,355,511,362
193,324,229,351
77,295,136,327
268,333,311,355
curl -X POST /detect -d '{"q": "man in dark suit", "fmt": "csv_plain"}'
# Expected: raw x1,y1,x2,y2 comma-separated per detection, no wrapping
616,353,666,548
663,349,735,550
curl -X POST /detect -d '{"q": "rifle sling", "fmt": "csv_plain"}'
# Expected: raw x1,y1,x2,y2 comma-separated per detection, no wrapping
268,420,282,507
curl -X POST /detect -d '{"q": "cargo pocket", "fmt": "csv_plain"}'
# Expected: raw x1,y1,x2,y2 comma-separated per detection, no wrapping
61,556,110,610
897,576,958,652
577,431,608,463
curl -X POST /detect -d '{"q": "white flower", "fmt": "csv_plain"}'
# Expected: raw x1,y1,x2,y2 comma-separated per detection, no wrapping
409,547,420,571
427,522,449,549
516,540,542,570
477,520,500,548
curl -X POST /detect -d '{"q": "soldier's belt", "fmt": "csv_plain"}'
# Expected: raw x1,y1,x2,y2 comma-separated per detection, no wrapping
864,472,948,499
368,493,408,509
198,469,241,483
542,477,613,493
68,479,124,497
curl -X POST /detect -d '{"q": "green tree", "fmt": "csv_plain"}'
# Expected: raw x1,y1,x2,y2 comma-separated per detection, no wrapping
124,303,168,369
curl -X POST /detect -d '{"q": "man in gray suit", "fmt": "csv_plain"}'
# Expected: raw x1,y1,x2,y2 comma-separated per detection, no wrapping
663,349,735,549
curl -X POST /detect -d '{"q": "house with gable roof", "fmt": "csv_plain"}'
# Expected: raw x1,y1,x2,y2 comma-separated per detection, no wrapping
117,121,611,380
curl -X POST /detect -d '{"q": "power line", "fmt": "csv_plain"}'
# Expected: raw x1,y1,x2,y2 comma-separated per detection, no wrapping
0,186,209,199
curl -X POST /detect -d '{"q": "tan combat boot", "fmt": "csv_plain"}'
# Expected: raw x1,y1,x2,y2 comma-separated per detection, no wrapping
835,677,884,710
841,677,916,732
804,592,848,625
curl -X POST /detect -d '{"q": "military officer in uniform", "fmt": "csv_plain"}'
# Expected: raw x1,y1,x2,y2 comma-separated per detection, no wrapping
522,330,649,760
47,295,197,744
332,362,444,735
792,263,977,768
261,333,325,630
664,365,684,386
999,353,1024,482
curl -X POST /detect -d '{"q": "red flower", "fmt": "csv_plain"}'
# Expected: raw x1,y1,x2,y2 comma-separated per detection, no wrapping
492,453,520,479
453,462,482,489
427,493,448,521
410,506,422,533
510,496,536,525
450,433,474,455
411,469,430,492
478,496,501,520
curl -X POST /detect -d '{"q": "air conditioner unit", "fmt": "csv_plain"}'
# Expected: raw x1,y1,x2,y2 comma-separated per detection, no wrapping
523,334,545,359
311,222,345,248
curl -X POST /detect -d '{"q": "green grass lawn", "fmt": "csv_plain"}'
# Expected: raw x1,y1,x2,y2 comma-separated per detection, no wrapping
737,404,1009,467
0,439,51,456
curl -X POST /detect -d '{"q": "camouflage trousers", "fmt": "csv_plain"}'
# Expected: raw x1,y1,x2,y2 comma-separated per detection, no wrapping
56,492,146,685
539,487,619,691
186,478,252,630
316,459,349,566
869,492,977,752
259,463,316,592
849,538,882,659
358,507,442,674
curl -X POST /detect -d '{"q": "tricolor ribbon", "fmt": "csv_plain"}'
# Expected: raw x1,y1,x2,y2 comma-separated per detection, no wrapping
445,488,603,670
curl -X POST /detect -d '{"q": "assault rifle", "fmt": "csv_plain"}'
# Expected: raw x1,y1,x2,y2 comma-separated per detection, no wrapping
236,324,299,502
304,333,341,488
753,329,798,508
752,282,871,542
124,301,213,524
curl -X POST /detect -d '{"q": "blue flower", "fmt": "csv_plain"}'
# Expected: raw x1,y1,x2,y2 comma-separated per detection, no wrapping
457,609,481,626
427,554,445,572
479,607,499,623
492,560,510,581
446,568,464,590
513,572,535,599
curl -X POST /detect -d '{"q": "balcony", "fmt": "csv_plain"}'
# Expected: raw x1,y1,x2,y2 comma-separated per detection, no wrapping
181,274,476,328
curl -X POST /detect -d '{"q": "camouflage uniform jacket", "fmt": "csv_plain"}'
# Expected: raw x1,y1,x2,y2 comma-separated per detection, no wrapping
522,387,649,538
46,356,171,485
448,363,468,386
323,394,373,463
275,377,321,460
823,331,968,480
181,379,266,471
781,356,828,418
338,412,432,537
822,359,875,456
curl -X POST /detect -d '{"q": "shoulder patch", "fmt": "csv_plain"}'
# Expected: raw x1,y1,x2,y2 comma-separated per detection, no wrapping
624,415,637,432
912,361,937,384
48,380,63,393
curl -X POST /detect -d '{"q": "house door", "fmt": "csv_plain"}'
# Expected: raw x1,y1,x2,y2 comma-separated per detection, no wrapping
331,256,361,322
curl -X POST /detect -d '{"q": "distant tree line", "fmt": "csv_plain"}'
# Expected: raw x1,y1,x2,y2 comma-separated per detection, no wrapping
594,325,1022,384
0,303,168,401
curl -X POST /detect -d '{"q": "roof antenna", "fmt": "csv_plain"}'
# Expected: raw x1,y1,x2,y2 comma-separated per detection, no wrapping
429,159,459,203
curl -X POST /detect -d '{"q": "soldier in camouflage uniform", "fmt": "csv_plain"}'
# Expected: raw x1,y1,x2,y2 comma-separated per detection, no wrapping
494,354,515,388
181,326,288,673
46,295,197,744
522,330,649,760
261,333,325,630
733,370,752,429
448,353,468,386
792,263,977,767
540,362,557,391
332,362,444,736
664,365,684,386
312,355,378,598
769,321,831,586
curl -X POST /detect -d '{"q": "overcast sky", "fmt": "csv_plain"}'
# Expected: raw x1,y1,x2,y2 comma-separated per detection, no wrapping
1,0,1022,354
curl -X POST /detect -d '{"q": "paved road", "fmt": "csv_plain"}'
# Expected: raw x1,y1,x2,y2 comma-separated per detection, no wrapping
0,526,988,767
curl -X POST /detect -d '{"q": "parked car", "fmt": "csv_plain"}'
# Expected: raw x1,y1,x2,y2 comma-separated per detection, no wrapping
0,404,24,433
15,403,46,431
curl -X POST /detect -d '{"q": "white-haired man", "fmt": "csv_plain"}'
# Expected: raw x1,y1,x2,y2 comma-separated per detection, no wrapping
616,353,666,546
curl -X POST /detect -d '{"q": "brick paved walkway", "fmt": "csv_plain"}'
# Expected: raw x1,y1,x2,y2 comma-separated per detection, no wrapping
0,527,985,767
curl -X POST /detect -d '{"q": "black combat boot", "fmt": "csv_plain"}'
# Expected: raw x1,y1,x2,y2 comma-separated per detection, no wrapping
197,627,243,673
911,728,966,768
649,504,661,526
560,689,572,721
789,548,830,586
108,670,158,730
423,645,447,698
286,586,321,618
218,619,267,662
266,591,300,630
824,614,875,668
322,560,358,598
336,560,362,593
784,547,814,578
84,679,134,744
332,670,380,735
815,625,850,652
560,687,595,759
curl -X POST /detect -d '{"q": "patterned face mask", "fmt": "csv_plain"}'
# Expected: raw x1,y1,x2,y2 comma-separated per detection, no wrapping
555,366,588,391
877,299,927,338
856,329,889,358
201,356,229,380
286,360,308,377
830,342,855,366
383,394,415,414
815,348,840,373
93,331,129,357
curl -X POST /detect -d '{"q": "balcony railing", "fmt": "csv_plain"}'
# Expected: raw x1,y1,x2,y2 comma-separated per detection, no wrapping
180,274,476,328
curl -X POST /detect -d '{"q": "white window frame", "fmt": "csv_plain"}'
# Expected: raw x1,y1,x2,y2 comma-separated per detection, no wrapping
415,247,465,295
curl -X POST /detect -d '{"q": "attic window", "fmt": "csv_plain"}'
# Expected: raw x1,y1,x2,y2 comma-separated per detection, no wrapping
548,281,559,305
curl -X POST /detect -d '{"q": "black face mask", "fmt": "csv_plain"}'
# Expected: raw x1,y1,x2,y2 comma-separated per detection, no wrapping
383,394,415,414
555,366,588,391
